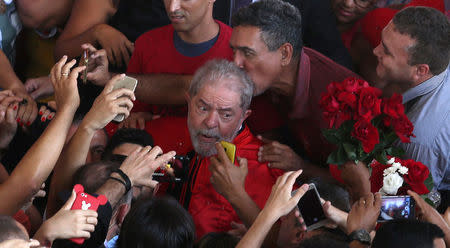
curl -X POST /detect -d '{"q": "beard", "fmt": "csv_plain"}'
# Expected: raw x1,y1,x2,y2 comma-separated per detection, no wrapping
187,118,242,157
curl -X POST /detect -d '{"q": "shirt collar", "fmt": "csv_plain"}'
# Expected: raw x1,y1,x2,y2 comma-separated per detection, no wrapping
402,66,449,104
289,48,311,119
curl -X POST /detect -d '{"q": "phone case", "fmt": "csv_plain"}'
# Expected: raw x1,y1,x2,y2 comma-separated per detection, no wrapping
112,76,138,122
70,184,108,244
378,195,415,222
220,141,236,164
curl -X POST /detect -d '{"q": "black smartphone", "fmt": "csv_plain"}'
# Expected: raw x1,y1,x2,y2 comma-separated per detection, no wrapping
378,195,415,222
297,183,328,230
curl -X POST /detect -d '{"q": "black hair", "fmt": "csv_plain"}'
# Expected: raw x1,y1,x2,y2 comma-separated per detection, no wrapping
102,128,154,161
372,219,445,248
195,232,239,248
118,196,195,248
232,0,303,58
307,178,351,212
0,216,28,242
298,232,349,248
72,161,121,194
393,7,450,75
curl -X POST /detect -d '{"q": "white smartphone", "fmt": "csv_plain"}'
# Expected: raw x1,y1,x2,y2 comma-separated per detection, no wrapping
112,75,138,122
297,183,328,231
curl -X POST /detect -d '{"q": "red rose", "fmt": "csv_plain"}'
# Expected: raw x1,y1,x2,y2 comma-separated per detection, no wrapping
338,91,357,109
358,87,382,121
402,159,430,194
370,161,390,193
320,93,340,128
351,120,380,153
382,93,405,119
341,78,360,93
391,114,415,143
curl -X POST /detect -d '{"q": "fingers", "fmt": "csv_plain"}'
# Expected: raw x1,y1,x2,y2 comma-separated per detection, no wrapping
125,40,134,55
61,59,77,78
62,190,77,210
215,142,230,163
119,42,131,67
138,116,145,130
373,192,381,209
109,87,136,101
237,157,248,173
51,55,68,84
68,65,86,82
257,135,273,144
292,183,309,202
81,43,98,54
103,73,125,94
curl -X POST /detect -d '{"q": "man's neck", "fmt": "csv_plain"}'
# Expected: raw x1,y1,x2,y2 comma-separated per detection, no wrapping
269,59,300,99
177,17,219,44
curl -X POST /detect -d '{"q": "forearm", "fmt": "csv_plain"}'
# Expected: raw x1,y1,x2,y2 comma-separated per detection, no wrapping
236,208,278,248
55,26,99,60
0,108,75,215
95,176,126,208
131,74,192,105
227,190,261,229
0,51,25,92
47,123,95,217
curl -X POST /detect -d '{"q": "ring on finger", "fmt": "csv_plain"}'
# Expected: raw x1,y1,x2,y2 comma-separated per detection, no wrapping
62,72,69,76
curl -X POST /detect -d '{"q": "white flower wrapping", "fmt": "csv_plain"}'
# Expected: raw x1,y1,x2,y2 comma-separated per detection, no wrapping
382,173,404,195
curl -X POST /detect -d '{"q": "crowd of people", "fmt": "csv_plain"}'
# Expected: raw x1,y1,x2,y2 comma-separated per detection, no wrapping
0,0,449,247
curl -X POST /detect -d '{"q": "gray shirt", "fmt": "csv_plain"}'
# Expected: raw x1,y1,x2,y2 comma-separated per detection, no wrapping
398,65,450,191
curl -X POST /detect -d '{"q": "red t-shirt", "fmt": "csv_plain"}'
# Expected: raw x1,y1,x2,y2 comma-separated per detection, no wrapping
178,125,284,239
126,21,233,115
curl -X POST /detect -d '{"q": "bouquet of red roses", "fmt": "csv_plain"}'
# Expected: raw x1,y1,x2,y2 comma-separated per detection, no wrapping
370,157,433,196
319,77,415,166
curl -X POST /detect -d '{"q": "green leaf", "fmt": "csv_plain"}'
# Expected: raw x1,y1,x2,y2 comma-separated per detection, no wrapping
386,147,405,158
375,150,388,164
385,131,399,145
322,129,340,144
336,145,347,165
327,151,339,165
343,143,357,160
424,174,434,192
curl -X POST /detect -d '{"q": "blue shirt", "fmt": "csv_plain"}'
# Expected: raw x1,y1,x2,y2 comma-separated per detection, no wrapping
0,0,21,64
398,65,450,191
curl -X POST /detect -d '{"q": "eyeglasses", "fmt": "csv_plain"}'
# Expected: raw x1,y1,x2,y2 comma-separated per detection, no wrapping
354,0,373,8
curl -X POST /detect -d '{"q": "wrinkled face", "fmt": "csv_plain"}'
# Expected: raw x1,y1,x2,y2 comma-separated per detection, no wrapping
67,125,107,164
230,26,282,96
164,0,213,33
187,80,250,157
331,0,375,25
373,22,416,84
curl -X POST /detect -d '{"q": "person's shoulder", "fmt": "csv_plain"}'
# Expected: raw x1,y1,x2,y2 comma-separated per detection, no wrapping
134,24,173,47
305,47,360,78
216,20,233,38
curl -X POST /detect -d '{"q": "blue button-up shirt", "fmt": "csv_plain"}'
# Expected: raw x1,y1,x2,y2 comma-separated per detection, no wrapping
398,65,450,191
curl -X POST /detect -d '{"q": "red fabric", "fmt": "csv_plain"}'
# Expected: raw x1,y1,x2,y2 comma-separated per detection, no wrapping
126,21,233,115
341,21,361,51
179,126,284,239
361,0,445,48
248,48,360,165
13,210,31,234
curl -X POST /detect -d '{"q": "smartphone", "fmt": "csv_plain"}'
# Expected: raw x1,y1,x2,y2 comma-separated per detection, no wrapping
220,141,236,164
112,75,138,122
378,195,415,222
297,183,328,231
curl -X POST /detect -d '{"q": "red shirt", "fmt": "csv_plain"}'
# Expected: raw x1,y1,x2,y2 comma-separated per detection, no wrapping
247,47,360,165
126,21,233,115
178,125,284,239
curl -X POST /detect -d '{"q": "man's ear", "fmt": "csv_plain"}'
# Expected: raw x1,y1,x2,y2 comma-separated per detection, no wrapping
279,43,294,67
185,92,191,104
243,109,252,121
411,63,431,84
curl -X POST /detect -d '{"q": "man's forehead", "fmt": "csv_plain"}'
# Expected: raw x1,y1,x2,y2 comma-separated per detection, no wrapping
230,26,264,46
196,82,242,108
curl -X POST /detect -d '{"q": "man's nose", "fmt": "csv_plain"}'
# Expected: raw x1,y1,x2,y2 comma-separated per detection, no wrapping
233,52,245,69
204,111,219,129
167,0,181,13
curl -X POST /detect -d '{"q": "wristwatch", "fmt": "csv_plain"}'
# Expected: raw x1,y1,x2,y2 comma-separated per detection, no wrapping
348,229,371,245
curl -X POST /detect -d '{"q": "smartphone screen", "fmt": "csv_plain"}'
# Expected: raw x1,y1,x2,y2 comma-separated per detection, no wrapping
378,196,415,222
297,184,327,229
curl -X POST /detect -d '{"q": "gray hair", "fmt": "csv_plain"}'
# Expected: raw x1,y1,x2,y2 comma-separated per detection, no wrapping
189,59,254,111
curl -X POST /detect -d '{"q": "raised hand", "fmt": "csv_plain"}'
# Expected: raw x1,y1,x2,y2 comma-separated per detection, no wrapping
34,189,98,245
0,90,21,149
24,76,54,100
94,24,134,68
118,146,176,188
50,56,84,113
346,193,381,234
119,112,159,130
82,43,112,86
81,74,135,131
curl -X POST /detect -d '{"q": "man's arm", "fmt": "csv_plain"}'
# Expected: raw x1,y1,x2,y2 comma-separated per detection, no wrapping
46,74,135,217
0,57,83,215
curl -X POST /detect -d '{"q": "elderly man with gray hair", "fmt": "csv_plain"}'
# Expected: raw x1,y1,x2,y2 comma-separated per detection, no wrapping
178,59,283,240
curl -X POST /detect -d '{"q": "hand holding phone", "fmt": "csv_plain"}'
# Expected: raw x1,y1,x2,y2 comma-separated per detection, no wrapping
220,141,236,164
378,195,415,222
297,183,328,231
112,75,138,122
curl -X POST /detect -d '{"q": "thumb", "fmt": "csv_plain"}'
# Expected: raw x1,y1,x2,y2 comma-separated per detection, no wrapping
62,189,77,210
256,135,273,144
238,157,248,174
